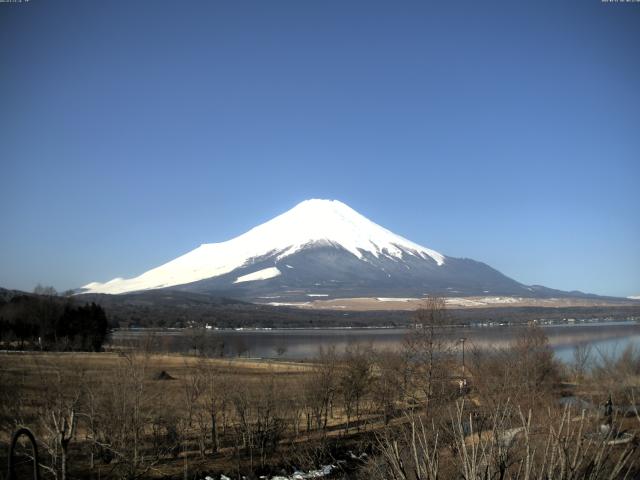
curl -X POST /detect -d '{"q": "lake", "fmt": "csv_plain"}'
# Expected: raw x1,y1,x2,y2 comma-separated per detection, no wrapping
109,320,640,364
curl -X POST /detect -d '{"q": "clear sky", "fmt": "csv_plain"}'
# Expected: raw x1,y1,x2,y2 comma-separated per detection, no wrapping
1,1,638,297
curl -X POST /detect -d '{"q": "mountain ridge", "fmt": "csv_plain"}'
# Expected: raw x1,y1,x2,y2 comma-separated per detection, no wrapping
80,199,611,301
82,199,446,295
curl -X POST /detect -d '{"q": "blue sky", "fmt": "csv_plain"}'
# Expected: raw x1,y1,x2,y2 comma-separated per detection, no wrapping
1,1,638,297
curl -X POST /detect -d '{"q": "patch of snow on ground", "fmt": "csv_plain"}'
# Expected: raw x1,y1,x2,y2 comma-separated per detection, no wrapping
482,296,522,304
446,296,524,307
267,302,311,307
376,297,415,302
446,298,486,307
264,464,336,479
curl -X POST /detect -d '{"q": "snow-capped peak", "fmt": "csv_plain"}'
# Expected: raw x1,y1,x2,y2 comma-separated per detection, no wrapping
261,199,445,264
81,199,445,294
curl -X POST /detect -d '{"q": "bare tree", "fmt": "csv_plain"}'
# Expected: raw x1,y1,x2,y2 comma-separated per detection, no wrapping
34,359,84,480
375,401,637,480
404,296,454,410
91,351,162,479
339,343,372,433
371,349,407,425
33,284,58,297
304,346,338,432
571,343,593,382
512,325,559,405
470,326,559,411
194,358,228,455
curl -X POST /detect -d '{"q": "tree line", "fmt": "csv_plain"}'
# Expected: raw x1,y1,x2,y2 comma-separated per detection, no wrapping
0,286,111,351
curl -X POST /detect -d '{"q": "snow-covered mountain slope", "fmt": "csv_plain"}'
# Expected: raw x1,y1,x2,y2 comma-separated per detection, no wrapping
81,199,446,295
80,199,604,301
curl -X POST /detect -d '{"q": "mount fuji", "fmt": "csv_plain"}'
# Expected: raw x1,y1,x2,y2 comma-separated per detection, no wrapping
80,199,586,301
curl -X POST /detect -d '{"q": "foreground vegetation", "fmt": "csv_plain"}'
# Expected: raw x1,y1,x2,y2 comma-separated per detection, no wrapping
1,298,640,479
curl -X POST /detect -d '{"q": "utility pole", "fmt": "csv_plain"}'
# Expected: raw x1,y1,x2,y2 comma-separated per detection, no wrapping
459,337,467,379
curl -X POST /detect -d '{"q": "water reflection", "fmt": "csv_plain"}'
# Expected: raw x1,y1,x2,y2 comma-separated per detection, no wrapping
109,321,640,363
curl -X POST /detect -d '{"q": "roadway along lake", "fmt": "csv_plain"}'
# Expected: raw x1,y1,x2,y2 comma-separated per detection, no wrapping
109,320,640,363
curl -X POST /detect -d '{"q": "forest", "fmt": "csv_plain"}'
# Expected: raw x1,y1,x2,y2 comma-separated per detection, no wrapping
0,288,111,352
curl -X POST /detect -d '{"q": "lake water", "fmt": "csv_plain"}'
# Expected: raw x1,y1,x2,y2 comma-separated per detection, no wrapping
109,320,640,364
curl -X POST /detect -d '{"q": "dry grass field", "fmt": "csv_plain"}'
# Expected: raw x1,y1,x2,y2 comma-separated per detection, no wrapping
0,352,313,478
2,318,640,480
0,350,383,479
